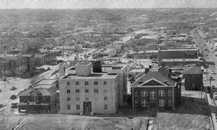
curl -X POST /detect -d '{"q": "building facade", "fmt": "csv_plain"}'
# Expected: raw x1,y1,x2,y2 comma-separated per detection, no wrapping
18,79,59,113
132,71,181,112
18,88,52,113
59,62,119,115
102,63,128,106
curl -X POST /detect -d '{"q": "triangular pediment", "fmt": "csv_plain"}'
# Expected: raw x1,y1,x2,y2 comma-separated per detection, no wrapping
141,78,167,86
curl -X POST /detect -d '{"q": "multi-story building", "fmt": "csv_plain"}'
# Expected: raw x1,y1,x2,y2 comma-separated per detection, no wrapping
131,71,181,112
59,62,119,115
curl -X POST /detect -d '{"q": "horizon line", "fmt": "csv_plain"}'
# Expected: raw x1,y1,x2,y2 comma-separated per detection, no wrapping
0,7,217,10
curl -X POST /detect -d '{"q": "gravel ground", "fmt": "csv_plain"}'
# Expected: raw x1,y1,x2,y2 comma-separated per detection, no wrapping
0,114,149,130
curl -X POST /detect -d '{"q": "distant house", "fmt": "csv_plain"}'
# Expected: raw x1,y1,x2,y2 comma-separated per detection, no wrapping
131,71,181,112
183,66,203,90
0,54,34,77
159,48,199,59
18,79,59,113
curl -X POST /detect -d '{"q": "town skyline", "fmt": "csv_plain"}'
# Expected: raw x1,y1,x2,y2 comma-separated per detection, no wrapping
1,0,217,9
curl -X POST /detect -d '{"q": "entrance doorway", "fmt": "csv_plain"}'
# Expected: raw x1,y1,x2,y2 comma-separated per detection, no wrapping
83,101,92,115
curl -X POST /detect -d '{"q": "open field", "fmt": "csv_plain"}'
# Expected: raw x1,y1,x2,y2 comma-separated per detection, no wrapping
0,78,31,105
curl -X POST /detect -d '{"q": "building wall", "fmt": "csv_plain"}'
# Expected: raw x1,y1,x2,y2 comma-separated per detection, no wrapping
160,60,201,67
102,65,128,106
133,87,175,111
48,82,59,113
59,77,118,114
19,95,51,113
184,74,203,90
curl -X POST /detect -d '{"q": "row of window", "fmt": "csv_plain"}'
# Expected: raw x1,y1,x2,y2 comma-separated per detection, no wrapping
140,89,172,97
66,88,108,94
66,80,107,86
67,104,108,110
141,99,172,107
66,96,108,101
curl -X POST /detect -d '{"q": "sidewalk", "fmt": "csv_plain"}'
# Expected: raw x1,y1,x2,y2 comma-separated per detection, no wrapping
206,93,217,130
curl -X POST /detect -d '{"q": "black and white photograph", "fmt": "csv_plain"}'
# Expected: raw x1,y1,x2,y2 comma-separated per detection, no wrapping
0,0,217,129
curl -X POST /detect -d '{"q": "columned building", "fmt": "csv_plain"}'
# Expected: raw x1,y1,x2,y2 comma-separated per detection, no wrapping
132,71,181,112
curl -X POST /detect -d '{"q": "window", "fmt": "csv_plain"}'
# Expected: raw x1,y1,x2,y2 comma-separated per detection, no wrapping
150,91,156,100
142,91,148,97
67,81,70,86
67,89,70,94
94,81,98,85
104,96,108,101
142,99,146,107
104,89,108,93
94,88,99,93
85,81,88,86
76,104,80,110
104,104,108,110
67,105,71,110
159,90,165,97
85,89,89,93
103,81,107,85
76,81,79,85
167,89,172,96
76,97,80,101
159,99,165,107
85,97,89,101
168,99,172,106
67,97,70,101
75,89,80,93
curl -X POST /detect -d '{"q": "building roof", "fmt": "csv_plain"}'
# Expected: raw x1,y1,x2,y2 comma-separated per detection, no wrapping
133,71,176,87
18,88,51,97
184,66,203,75
159,48,198,52
34,79,57,89
161,58,201,62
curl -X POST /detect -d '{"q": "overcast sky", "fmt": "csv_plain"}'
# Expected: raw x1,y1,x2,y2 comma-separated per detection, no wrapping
1,0,217,9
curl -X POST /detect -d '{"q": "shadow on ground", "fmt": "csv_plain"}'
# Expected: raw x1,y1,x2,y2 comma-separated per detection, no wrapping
163,96,210,116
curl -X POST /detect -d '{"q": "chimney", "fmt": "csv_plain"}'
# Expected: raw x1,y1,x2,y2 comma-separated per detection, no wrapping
168,69,172,78
92,60,102,73
75,61,92,76
145,68,149,73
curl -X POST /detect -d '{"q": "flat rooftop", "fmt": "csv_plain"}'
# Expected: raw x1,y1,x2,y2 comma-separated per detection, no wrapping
63,71,118,79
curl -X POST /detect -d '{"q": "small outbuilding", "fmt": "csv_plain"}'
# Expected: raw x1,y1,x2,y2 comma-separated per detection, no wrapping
183,66,203,90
